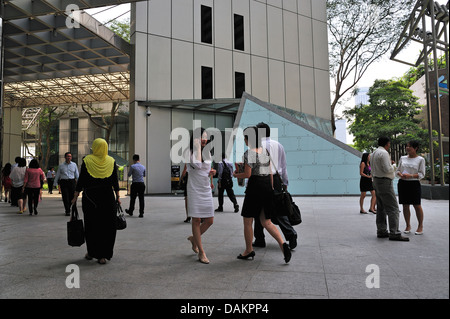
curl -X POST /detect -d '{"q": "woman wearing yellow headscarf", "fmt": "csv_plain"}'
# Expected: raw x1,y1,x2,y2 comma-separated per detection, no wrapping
72,138,121,265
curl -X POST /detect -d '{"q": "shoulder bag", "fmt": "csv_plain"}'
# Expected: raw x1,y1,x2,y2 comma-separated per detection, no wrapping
116,201,127,230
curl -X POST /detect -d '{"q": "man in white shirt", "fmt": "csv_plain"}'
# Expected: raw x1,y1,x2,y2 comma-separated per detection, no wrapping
254,122,298,250
371,137,409,241
54,152,79,216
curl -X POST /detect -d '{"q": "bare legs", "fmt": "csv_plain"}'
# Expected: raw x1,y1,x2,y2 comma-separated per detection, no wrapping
242,211,286,257
190,217,214,263
360,191,376,213
402,204,424,233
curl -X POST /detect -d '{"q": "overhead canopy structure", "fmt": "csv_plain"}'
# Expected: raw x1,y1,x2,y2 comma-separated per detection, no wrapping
1,0,141,107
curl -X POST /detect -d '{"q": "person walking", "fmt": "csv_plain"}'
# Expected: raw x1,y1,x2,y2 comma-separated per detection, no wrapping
233,126,291,263
185,128,216,264
254,122,298,250
71,138,121,265
215,153,239,213
1,163,12,203
396,141,426,235
55,152,79,216
46,167,55,194
23,159,46,215
9,158,27,214
359,153,377,214
125,154,146,218
371,137,409,241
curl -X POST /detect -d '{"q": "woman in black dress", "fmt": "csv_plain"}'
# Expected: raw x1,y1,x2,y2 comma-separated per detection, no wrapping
359,153,376,214
233,126,291,264
71,138,121,264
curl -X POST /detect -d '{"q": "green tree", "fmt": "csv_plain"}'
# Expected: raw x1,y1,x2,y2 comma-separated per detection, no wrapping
343,79,435,154
107,18,130,43
327,0,415,134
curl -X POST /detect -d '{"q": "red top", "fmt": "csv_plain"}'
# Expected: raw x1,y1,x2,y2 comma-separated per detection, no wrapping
24,168,45,189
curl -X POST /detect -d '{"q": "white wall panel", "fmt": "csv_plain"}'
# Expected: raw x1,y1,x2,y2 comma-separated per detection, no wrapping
312,0,327,22
283,10,299,64
297,0,311,17
172,0,194,42
214,0,232,50
267,0,282,8
131,1,147,34
215,49,233,98
148,0,171,37
312,20,329,71
250,0,268,57
314,69,331,120
269,59,285,107
298,15,313,67
267,6,284,61
172,40,194,99
285,63,301,112
251,56,269,102
283,0,297,12
300,65,315,114
134,32,148,101
148,35,171,100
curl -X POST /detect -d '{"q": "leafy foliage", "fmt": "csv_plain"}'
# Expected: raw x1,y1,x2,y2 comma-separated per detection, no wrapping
343,79,436,153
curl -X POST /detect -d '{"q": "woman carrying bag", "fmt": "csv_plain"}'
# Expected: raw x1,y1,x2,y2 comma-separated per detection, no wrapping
71,138,121,265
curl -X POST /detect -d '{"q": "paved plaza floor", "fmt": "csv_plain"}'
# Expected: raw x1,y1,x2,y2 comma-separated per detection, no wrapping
0,191,448,300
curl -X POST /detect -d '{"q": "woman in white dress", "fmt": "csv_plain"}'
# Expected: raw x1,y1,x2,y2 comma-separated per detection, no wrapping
186,128,216,264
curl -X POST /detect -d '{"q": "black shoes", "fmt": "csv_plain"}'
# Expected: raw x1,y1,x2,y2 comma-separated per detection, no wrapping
283,243,292,263
289,234,298,250
389,235,409,241
125,209,133,216
237,251,255,260
215,207,223,212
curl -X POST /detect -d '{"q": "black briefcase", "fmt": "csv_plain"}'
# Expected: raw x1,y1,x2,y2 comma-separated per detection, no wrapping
67,204,85,247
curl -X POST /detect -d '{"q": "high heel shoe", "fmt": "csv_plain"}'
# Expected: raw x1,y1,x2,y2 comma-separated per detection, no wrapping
187,236,199,254
198,253,210,264
237,251,255,260
283,243,292,263
369,209,377,214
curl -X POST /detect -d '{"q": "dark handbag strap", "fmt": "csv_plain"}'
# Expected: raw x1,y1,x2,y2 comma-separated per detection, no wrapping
70,203,79,221
116,201,123,215
266,150,286,188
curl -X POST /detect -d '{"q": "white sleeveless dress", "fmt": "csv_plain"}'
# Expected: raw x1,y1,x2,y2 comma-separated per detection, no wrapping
186,152,214,219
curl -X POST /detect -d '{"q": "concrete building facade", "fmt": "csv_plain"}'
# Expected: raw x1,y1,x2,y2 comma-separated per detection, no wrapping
130,0,332,194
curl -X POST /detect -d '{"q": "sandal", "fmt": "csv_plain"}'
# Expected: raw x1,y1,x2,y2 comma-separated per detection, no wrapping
98,258,107,264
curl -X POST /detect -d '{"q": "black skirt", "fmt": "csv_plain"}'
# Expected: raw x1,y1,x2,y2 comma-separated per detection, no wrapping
241,175,274,219
398,179,421,205
360,176,374,192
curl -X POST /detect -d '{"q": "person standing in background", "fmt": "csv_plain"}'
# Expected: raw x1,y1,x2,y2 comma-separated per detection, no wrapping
396,141,426,235
371,137,409,242
215,153,239,213
359,153,377,214
55,152,79,216
125,154,146,218
46,167,55,194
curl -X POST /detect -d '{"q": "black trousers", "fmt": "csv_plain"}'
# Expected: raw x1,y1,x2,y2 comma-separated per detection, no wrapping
254,175,297,243
25,187,40,212
59,179,76,214
47,178,54,193
217,184,238,208
129,182,145,214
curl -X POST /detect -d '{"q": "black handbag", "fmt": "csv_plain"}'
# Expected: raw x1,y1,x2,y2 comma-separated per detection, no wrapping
289,198,302,226
67,204,85,247
116,202,127,230
272,174,294,217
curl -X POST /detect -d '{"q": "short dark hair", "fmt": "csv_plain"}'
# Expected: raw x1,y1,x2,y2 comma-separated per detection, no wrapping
256,122,270,138
378,136,390,147
64,152,72,158
133,154,140,161
29,159,39,169
18,157,27,167
408,140,420,151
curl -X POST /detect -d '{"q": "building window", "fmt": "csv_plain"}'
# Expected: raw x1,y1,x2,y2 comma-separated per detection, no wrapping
235,72,245,98
234,14,244,51
69,118,78,165
202,66,213,99
201,5,212,44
